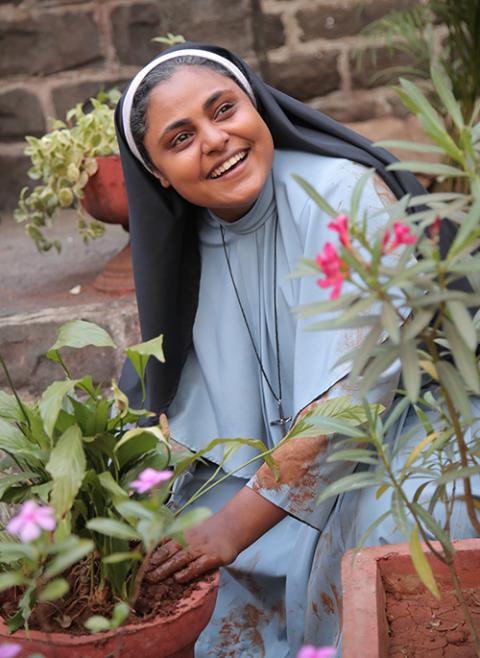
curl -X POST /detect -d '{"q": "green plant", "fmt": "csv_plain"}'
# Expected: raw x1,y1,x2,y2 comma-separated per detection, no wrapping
295,65,480,654
14,89,121,253
358,0,480,124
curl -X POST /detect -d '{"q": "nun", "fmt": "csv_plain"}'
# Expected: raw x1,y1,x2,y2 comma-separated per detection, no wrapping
116,42,425,657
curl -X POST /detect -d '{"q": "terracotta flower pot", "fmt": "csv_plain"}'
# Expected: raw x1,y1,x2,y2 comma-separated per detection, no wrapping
341,538,480,658
0,572,219,658
81,154,135,294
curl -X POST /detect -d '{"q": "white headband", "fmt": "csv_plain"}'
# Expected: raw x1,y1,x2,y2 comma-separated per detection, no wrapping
122,49,256,167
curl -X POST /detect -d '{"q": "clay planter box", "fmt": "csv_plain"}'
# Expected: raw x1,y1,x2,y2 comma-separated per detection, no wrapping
341,538,480,658
0,572,219,658
81,154,135,294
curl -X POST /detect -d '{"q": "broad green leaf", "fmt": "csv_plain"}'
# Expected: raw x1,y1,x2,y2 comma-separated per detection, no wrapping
168,507,211,532
409,524,440,598
39,380,78,437
114,427,166,469
0,572,28,591
400,339,420,402
0,391,25,422
126,335,165,396
0,472,38,500
98,471,128,501
84,615,111,633
38,578,69,602
292,174,337,218
111,602,130,628
436,361,472,422
46,425,86,517
86,518,141,541
443,319,480,394
0,542,38,563
317,471,381,504
0,418,40,461
446,301,477,352
48,319,115,354
116,499,153,521
102,551,143,564
44,539,94,578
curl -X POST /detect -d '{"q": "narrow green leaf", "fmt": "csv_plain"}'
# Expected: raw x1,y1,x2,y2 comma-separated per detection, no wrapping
327,448,378,465
309,416,367,438
400,339,420,402
97,472,128,501
443,319,480,394
0,572,28,591
317,472,381,504
410,502,454,553
391,489,410,537
350,168,375,223
168,507,211,532
374,140,444,155
44,539,94,578
86,518,141,541
436,466,480,485
402,311,434,343
0,542,38,562
409,524,440,598
292,174,338,218
102,551,143,564
116,499,154,521
388,161,465,177
0,472,38,499
38,578,69,602
381,303,400,344
430,66,464,133
46,425,86,517
446,301,477,352
436,361,472,422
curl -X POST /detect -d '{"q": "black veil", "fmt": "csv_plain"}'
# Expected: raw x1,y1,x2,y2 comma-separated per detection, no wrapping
115,42,426,413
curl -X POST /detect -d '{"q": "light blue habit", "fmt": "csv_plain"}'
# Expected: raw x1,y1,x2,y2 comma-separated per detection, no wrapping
166,149,459,657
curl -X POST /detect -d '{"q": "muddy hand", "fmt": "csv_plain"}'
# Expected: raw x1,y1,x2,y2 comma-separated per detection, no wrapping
146,514,239,584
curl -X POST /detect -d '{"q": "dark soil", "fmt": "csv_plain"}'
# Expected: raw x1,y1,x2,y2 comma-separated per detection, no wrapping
0,563,213,635
385,576,480,657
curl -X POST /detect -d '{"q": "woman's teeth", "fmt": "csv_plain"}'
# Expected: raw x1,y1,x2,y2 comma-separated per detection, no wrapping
210,151,247,179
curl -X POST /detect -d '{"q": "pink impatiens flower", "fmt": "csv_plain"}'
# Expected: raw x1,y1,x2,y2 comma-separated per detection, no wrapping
316,242,348,300
6,501,56,543
297,646,336,658
327,214,351,248
130,468,172,494
382,222,416,254
0,644,22,658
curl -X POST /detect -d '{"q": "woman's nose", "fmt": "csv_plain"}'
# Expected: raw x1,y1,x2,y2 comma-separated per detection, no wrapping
201,124,229,154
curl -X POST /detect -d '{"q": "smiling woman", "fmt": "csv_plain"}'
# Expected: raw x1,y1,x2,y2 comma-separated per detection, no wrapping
116,43,425,657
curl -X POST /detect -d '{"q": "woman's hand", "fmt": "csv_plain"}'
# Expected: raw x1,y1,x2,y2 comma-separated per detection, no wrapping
146,512,239,583
146,486,286,584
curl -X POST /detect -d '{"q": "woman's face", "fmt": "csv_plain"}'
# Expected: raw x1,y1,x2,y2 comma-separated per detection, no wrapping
143,66,274,221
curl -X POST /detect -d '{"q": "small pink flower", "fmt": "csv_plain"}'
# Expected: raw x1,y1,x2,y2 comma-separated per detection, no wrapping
327,214,351,248
382,222,416,254
315,242,348,300
297,646,336,658
0,644,22,658
6,501,56,543
130,468,172,494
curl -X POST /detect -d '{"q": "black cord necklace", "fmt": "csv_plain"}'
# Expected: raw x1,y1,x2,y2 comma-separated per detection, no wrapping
220,214,292,432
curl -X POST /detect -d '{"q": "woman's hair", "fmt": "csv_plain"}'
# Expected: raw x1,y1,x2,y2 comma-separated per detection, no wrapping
130,55,251,171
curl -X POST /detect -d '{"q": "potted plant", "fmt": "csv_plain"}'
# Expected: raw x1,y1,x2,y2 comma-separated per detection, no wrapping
293,63,480,655
0,319,236,657
14,90,133,294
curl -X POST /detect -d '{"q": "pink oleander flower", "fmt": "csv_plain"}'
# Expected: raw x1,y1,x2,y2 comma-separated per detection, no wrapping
327,214,351,248
430,215,441,241
130,468,172,494
316,242,348,300
6,501,56,543
0,643,22,658
382,222,416,254
297,646,336,658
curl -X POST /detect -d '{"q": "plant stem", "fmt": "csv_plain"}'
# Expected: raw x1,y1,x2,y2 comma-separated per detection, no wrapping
129,550,152,610
0,353,31,430
446,559,480,657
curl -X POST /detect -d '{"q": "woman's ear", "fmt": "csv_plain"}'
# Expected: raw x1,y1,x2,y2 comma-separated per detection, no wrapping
153,170,171,189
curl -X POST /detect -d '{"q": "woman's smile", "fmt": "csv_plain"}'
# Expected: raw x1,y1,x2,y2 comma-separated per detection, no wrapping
143,66,274,221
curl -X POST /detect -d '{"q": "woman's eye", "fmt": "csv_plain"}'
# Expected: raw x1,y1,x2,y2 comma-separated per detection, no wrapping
172,132,191,148
216,103,234,118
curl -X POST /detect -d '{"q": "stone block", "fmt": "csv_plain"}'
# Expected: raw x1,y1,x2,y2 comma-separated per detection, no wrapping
298,0,419,41
263,13,285,50
0,88,46,141
0,149,30,212
350,45,413,89
112,0,253,66
0,10,103,76
52,79,130,121
0,302,140,395
269,50,340,101
310,89,390,123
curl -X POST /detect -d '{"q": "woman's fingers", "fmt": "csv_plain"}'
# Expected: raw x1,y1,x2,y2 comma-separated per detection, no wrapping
149,539,182,567
174,555,212,583
147,549,194,582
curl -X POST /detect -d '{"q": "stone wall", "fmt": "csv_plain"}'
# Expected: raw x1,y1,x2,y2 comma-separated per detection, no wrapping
0,0,419,214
